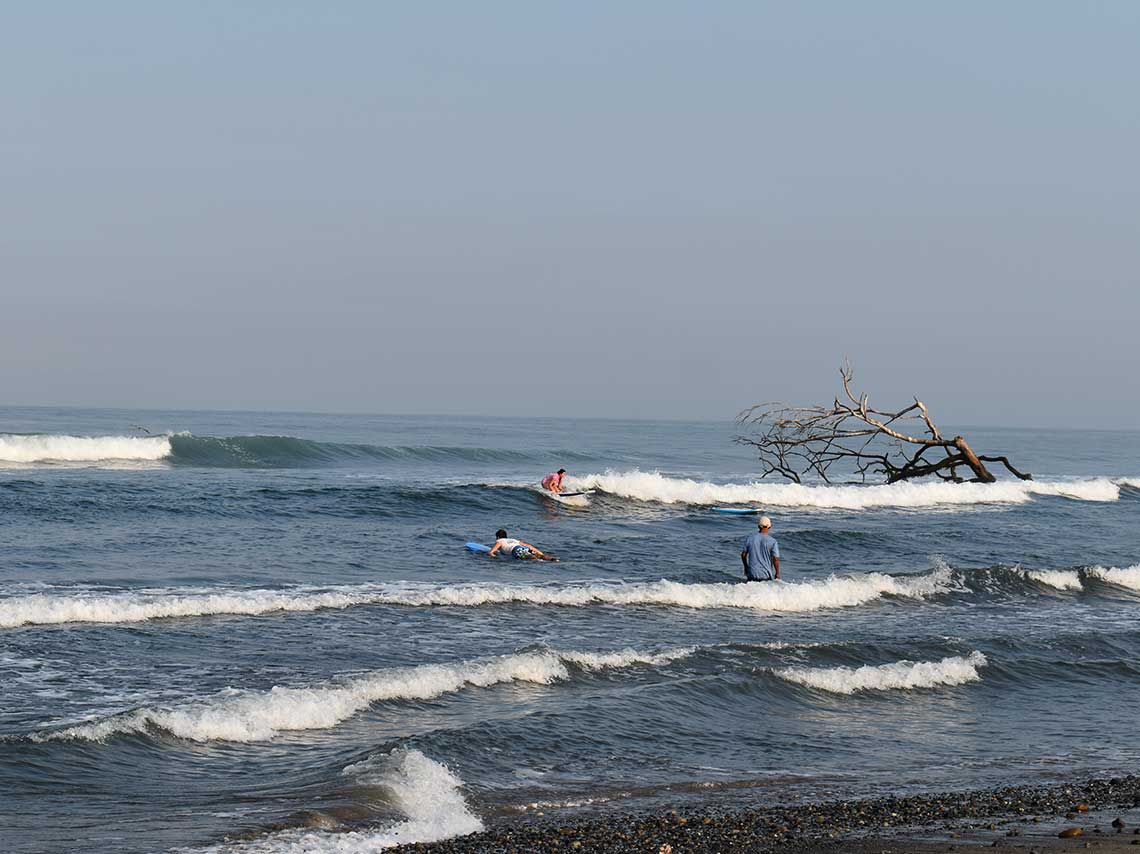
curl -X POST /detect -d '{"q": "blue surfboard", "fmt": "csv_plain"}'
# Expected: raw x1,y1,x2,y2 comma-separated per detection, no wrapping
712,507,760,515
465,542,492,553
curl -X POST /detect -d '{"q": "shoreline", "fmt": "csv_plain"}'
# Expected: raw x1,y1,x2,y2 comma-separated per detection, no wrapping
396,775,1140,853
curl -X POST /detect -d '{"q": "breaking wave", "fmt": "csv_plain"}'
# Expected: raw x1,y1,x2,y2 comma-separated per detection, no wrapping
1087,564,1140,592
166,435,578,468
0,432,591,468
573,470,1121,509
189,749,483,851
0,434,171,464
0,570,956,629
34,647,692,743
1024,569,1084,591
773,651,988,694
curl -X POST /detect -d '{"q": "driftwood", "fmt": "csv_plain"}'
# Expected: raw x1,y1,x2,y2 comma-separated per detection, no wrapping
736,362,1032,485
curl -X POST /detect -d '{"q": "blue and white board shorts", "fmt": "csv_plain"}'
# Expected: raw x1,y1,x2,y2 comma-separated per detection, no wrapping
511,545,532,559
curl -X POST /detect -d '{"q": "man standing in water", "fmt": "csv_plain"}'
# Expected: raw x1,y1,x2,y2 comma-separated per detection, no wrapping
741,516,780,581
541,468,567,494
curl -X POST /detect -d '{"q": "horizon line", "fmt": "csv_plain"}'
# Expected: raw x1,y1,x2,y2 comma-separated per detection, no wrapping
1,401,1138,435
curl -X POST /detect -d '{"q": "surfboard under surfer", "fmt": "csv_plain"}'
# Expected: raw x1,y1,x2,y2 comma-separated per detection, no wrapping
488,529,559,561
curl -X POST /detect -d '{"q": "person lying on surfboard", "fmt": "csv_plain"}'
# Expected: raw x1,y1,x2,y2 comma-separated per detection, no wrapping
541,468,567,493
488,529,559,561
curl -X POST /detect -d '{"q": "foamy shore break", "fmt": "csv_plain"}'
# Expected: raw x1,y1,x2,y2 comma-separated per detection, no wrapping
391,775,1140,853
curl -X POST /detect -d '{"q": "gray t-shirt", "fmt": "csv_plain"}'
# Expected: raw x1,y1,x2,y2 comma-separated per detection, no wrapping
741,532,780,581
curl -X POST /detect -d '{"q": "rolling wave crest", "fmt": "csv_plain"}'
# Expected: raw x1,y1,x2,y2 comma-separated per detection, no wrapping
0,432,590,468
1087,564,1140,591
0,434,171,464
773,651,988,694
35,647,691,743
1,570,955,629
574,470,1121,508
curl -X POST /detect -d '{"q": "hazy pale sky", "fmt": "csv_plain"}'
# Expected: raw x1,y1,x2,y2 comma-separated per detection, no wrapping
3,3,1138,427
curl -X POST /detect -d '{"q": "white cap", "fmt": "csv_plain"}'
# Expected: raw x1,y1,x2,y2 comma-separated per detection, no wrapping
758,516,772,529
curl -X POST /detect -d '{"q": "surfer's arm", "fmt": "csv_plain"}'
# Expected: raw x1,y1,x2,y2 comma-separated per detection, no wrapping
488,540,503,556
740,550,749,576
773,556,780,579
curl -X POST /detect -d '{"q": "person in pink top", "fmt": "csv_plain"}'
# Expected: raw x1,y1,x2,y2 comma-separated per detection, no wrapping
541,468,567,493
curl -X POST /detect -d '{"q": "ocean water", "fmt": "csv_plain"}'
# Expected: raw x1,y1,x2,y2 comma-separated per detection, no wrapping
1,407,1138,853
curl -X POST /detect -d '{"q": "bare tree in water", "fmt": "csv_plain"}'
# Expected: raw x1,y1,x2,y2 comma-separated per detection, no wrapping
737,362,1032,485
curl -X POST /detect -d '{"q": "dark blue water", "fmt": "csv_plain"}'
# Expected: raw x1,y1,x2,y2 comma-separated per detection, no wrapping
1,407,1138,853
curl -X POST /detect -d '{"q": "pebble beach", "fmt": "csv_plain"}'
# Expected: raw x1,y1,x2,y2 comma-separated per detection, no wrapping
399,776,1140,853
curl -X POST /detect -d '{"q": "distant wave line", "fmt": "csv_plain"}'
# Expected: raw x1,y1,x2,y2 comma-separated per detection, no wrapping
0,432,596,467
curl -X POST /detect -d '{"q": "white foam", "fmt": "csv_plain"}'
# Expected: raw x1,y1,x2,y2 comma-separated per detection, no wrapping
774,651,987,694
1118,478,1140,489
0,587,390,629
1,570,955,629
572,470,1120,509
1087,564,1140,592
190,750,483,852
378,570,954,612
37,647,691,743
0,434,171,464
1024,569,1083,590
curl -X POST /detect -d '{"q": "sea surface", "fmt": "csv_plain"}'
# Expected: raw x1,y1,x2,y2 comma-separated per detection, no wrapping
1,407,1138,853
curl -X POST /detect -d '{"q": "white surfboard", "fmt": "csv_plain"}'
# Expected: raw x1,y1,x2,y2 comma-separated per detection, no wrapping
538,486,595,506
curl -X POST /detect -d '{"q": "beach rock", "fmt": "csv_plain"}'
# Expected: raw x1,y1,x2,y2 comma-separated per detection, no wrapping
291,810,340,830
326,804,376,822
1059,827,1084,838
1076,804,1090,812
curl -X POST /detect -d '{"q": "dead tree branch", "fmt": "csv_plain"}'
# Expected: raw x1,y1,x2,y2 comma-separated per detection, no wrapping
736,364,1033,485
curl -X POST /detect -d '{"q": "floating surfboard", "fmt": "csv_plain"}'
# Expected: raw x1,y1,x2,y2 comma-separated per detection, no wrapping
465,541,549,560
712,507,761,514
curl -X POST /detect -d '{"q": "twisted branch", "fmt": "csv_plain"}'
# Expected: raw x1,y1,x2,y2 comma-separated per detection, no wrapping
736,364,1032,484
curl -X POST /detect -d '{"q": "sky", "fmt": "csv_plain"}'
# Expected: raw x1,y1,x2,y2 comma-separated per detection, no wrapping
3,3,1138,427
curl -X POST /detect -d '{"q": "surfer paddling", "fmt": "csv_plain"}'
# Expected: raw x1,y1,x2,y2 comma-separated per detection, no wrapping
488,529,558,561
541,468,567,494
741,516,780,581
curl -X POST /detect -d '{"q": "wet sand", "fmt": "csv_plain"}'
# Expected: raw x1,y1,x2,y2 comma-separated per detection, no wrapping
397,775,1140,853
